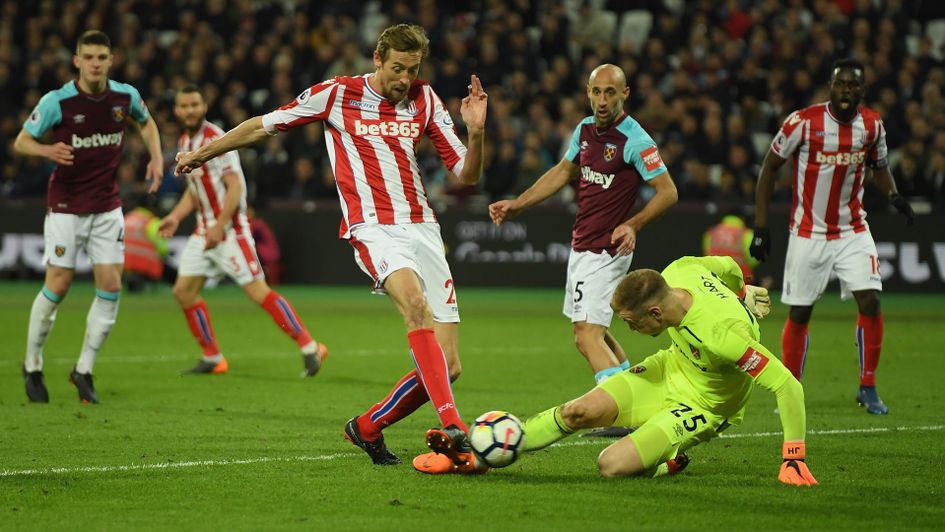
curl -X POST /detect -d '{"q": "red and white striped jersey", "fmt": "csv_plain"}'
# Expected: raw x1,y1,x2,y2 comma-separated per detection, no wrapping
771,102,887,240
178,121,249,236
261,74,467,239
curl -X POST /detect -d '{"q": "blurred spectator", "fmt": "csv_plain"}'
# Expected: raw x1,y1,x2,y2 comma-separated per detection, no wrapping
123,196,174,293
702,211,766,287
248,205,283,285
2,0,943,213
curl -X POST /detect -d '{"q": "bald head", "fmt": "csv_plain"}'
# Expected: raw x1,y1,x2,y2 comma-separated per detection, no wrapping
589,64,627,89
586,64,629,127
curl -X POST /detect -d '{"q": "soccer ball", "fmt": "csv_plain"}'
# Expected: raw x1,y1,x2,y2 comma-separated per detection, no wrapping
469,410,525,468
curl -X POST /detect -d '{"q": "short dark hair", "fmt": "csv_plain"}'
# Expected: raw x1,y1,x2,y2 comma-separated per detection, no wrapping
611,269,669,314
76,30,111,53
375,24,429,62
176,83,204,100
831,58,865,81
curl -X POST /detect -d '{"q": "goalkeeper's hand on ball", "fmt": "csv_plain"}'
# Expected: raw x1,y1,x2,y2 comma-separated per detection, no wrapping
778,442,818,486
743,285,771,320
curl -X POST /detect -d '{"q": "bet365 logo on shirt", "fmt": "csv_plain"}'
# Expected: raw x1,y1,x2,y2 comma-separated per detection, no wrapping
815,150,866,165
354,119,421,138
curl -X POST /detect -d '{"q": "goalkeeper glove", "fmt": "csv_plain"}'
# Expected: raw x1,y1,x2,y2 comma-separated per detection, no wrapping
889,193,915,226
778,442,818,486
748,227,771,262
743,285,771,320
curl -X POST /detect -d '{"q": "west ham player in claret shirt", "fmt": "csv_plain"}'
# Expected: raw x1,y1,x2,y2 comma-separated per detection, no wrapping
174,24,487,471
487,65,677,439
14,30,163,405
751,59,915,415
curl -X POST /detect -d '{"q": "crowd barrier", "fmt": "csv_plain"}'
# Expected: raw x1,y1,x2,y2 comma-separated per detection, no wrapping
1,202,942,292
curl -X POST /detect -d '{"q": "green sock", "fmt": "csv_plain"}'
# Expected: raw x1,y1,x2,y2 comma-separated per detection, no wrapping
523,406,574,451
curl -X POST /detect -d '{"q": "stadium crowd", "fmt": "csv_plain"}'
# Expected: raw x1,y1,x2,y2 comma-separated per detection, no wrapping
2,0,945,212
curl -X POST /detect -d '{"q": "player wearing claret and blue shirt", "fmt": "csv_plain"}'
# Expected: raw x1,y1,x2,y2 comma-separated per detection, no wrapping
489,64,678,407
14,30,163,404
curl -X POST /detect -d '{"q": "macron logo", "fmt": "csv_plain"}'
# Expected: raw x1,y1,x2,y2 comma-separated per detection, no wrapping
580,166,616,189
71,132,123,149
354,119,421,138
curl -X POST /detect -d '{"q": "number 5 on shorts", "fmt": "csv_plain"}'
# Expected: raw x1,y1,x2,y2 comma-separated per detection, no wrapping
574,281,584,303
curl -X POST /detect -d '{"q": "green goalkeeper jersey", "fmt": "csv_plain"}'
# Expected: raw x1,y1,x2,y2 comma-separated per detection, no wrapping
659,256,805,440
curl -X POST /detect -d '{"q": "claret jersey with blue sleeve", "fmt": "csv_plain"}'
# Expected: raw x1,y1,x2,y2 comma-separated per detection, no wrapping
564,114,666,253
23,79,149,214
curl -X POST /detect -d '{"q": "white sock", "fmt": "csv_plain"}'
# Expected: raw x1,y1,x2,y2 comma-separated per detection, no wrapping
300,340,317,355
25,287,62,372
76,290,119,374
203,353,223,363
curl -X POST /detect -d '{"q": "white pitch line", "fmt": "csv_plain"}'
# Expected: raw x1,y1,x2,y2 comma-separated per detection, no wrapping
0,346,557,366
550,424,945,449
1,425,941,478
0,453,357,478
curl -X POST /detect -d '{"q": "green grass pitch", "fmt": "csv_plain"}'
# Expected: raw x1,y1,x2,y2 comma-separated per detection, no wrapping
1,282,943,530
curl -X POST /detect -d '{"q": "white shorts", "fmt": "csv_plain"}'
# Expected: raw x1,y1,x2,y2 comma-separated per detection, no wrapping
43,207,125,268
781,231,882,306
563,249,633,326
349,223,459,323
178,232,264,286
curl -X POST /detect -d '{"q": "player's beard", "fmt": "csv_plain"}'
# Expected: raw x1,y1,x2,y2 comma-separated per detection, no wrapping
385,84,407,103
595,107,619,128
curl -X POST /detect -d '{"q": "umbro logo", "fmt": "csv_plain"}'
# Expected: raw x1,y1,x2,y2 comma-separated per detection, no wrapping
580,140,589,151
74,114,86,124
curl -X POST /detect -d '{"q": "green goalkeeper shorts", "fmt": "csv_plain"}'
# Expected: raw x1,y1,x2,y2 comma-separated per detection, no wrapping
598,349,729,469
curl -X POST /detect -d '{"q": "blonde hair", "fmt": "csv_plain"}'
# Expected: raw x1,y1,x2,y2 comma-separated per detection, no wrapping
375,24,429,62
610,269,669,313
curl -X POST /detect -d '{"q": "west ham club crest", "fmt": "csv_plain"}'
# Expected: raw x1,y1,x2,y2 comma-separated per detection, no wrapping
603,143,617,162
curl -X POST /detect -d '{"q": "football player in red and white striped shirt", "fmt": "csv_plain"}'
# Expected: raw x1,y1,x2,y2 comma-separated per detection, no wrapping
160,84,327,378
751,59,915,415
174,25,488,468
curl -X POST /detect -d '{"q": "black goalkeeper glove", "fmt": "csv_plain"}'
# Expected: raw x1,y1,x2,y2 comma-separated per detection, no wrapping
889,193,915,226
749,227,771,262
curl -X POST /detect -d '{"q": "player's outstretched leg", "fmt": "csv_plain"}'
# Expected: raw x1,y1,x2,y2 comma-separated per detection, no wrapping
343,417,401,465
522,405,575,451
259,290,326,377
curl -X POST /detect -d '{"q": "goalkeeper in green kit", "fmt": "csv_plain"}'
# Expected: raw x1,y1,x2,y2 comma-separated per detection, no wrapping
522,255,818,486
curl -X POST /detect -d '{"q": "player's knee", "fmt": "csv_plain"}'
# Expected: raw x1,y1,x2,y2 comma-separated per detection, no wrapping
98,280,122,293
403,297,432,329
45,269,74,295
560,400,597,429
172,284,197,306
448,362,462,381
572,323,597,353
597,449,635,478
597,445,643,478
789,306,813,324
856,291,880,315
